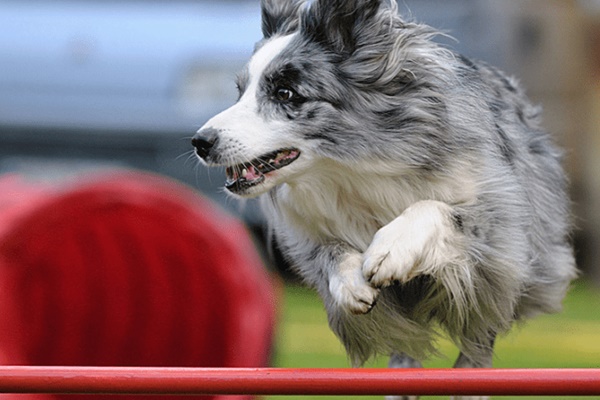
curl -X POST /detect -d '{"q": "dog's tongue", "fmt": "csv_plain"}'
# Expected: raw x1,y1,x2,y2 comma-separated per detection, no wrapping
228,165,262,183
225,149,301,187
242,165,261,181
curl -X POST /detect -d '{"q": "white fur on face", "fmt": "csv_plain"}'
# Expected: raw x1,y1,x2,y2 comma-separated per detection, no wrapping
199,34,298,164
244,34,297,103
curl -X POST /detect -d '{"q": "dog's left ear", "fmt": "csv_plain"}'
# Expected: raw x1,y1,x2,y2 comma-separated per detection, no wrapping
261,0,305,38
301,0,382,56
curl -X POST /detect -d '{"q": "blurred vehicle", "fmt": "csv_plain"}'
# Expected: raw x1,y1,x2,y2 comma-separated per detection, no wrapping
0,0,263,223
0,0,508,230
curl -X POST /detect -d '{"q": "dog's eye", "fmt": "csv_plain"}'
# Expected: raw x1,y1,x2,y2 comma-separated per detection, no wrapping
274,87,295,102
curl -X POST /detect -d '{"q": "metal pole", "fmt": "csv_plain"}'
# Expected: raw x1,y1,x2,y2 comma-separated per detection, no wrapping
0,367,598,396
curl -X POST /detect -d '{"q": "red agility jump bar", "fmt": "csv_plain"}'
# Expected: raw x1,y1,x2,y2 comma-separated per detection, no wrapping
0,367,599,396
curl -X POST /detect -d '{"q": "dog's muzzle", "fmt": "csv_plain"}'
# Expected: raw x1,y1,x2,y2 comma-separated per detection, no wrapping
191,128,219,161
192,126,302,195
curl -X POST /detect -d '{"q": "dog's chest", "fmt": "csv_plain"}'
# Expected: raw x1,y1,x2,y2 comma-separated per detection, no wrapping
267,165,476,252
272,176,415,251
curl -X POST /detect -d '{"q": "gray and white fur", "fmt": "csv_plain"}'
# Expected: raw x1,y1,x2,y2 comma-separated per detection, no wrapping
192,0,577,397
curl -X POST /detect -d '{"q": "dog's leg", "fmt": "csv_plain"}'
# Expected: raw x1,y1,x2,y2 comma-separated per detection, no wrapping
450,335,496,400
363,200,467,290
386,353,422,400
291,240,380,315
450,356,492,400
328,250,380,314
389,352,423,369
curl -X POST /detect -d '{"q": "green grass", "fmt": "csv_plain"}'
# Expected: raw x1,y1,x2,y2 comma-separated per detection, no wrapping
267,280,600,400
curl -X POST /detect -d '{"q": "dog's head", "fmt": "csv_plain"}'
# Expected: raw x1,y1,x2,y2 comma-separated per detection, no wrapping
193,0,452,197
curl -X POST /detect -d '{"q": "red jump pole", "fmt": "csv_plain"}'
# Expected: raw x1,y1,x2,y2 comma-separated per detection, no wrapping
0,367,599,396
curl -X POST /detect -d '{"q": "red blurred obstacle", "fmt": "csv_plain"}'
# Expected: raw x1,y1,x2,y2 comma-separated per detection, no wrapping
0,172,277,400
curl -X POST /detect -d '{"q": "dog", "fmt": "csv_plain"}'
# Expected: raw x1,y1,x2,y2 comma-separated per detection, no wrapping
192,0,577,397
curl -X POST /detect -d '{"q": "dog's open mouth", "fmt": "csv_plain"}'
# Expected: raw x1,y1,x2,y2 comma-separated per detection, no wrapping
225,148,300,193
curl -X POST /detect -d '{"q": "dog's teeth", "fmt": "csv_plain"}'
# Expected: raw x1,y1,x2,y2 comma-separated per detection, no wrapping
268,159,275,164
242,168,248,178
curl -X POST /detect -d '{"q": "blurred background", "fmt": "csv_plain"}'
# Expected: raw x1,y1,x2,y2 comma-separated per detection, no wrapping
0,0,599,399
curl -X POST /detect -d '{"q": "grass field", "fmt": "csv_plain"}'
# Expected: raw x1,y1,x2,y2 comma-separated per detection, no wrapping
267,280,600,400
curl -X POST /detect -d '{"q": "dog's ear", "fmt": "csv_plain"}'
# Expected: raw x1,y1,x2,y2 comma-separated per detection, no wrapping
261,0,304,38
301,0,382,56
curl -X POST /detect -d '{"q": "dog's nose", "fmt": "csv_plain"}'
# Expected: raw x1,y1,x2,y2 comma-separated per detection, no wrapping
192,128,219,160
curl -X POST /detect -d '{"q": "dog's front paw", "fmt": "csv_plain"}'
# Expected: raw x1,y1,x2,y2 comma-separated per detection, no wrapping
362,221,418,288
329,254,380,314
363,200,458,288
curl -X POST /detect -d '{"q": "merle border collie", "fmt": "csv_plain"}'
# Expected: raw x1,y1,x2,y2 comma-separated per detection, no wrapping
192,1,576,398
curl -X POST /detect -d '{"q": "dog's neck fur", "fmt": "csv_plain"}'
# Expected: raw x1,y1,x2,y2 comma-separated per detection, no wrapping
264,159,476,251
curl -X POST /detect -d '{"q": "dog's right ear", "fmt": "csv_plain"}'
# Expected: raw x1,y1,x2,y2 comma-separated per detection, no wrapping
300,0,383,56
261,0,304,38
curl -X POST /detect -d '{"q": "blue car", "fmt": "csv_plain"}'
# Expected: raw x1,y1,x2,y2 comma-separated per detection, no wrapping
0,0,265,222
